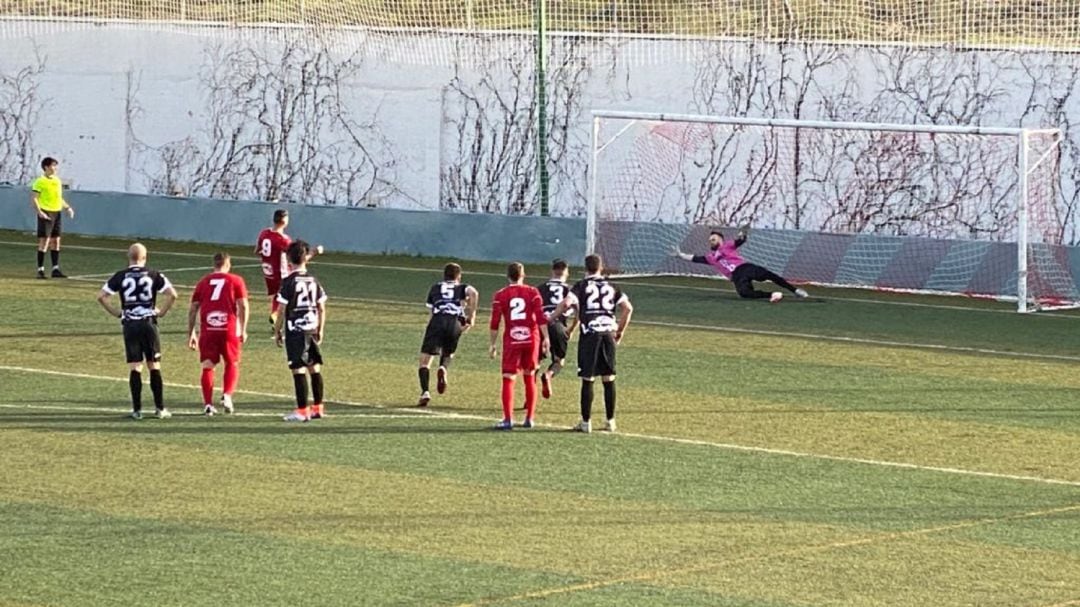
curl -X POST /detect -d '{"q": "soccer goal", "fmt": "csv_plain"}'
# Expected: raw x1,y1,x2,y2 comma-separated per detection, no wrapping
587,110,1078,312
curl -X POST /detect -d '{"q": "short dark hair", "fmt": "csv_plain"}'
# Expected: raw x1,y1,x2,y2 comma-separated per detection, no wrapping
443,263,462,281
507,262,524,281
585,254,602,274
213,252,230,269
273,209,288,225
551,258,568,272
287,240,310,266
41,157,58,170
709,230,725,239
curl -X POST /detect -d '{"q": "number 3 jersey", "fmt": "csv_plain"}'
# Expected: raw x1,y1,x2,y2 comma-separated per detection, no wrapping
102,266,173,323
566,275,628,335
490,284,546,346
191,272,248,337
276,270,328,334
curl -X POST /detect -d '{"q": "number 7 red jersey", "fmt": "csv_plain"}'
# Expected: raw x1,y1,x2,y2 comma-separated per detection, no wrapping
490,284,546,346
191,272,249,337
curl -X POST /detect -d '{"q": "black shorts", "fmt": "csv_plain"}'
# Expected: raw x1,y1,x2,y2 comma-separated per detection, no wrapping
577,332,616,379
122,321,162,364
36,211,61,238
285,331,323,369
420,315,463,356
546,319,569,361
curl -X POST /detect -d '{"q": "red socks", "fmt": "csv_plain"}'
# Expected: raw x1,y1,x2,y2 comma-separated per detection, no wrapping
200,368,214,405
223,363,239,396
501,377,515,420
523,373,537,421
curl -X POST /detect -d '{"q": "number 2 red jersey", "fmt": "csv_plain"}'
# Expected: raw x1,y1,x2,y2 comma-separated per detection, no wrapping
191,272,249,337
256,229,292,279
490,284,546,346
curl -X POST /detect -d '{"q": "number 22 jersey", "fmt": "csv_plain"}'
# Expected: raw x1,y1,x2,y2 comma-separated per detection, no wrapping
566,275,627,335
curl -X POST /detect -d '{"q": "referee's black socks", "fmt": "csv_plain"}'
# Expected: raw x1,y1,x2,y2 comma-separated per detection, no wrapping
50,250,60,270
36,250,44,270
129,370,143,412
149,369,164,409
418,367,430,393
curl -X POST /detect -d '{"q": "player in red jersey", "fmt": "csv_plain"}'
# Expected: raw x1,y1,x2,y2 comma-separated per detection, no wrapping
255,209,292,326
187,252,250,416
255,209,323,327
489,262,549,430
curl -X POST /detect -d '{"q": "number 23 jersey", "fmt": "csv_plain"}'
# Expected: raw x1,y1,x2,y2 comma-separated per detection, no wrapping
277,270,328,333
102,266,173,323
566,275,627,335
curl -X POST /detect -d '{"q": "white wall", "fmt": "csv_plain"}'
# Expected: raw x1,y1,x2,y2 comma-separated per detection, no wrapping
2,23,1079,241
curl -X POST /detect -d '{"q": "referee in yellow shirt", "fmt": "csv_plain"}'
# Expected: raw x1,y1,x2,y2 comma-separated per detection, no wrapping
30,157,74,279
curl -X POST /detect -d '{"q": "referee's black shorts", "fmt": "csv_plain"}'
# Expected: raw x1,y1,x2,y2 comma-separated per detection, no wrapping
36,211,62,238
122,320,162,364
577,332,616,379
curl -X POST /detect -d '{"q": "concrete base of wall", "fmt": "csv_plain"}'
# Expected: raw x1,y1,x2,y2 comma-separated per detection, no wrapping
0,186,586,264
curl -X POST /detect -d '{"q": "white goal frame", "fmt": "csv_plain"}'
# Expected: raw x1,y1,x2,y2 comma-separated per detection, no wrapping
587,110,1068,313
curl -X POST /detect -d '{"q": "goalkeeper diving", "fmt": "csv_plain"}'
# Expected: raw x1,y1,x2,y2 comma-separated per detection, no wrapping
672,228,808,302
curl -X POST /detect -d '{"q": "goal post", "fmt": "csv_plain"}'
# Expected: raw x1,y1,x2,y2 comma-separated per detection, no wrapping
586,110,1076,313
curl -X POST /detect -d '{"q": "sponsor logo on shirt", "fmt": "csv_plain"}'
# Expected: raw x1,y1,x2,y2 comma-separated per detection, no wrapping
509,326,532,342
206,311,229,328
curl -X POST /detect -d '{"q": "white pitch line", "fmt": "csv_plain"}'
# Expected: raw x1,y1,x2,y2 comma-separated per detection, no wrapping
0,402,427,419
2,363,1079,489
70,263,263,281
3,238,1075,318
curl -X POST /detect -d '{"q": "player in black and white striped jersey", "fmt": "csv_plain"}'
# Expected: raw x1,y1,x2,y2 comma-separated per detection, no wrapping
96,243,178,420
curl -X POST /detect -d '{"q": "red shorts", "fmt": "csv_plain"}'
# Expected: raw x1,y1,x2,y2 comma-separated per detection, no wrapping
501,342,540,374
199,331,242,365
264,276,281,297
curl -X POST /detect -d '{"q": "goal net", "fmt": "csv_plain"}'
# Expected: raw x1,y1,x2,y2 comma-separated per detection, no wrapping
587,111,1076,312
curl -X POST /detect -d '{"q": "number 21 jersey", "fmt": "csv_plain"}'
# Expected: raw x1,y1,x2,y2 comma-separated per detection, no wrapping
277,270,327,333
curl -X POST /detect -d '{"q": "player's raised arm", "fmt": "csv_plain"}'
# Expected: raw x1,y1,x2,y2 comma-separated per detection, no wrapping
672,246,708,264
